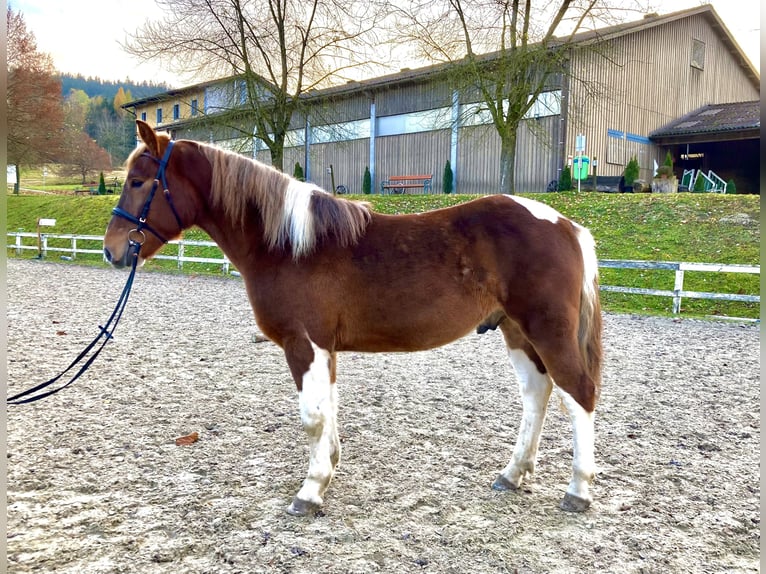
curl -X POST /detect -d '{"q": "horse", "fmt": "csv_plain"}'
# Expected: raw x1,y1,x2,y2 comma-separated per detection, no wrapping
104,119,603,516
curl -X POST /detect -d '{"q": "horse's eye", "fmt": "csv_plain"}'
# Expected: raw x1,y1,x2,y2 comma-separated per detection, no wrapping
131,179,144,188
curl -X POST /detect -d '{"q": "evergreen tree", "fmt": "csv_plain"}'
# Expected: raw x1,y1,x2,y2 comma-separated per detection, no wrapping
293,162,304,181
362,166,372,195
442,160,453,194
558,165,572,191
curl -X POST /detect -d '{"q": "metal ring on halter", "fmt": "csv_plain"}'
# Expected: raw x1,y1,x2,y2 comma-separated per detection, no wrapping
128,228,146,246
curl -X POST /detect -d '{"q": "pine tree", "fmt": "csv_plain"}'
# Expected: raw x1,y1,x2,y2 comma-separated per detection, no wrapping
362,166,372,195
442,160,453,194
558,165,572,191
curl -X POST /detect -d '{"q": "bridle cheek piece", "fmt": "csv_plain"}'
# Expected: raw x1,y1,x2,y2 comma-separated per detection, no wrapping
111,140,185,250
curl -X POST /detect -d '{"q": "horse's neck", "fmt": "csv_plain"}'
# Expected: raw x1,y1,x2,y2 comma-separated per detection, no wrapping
196,199,269,269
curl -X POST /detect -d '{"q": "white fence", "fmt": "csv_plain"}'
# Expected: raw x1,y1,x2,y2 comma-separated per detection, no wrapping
7,232,760,319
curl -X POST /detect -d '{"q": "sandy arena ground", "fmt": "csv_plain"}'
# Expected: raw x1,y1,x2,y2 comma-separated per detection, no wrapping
6,259,760,573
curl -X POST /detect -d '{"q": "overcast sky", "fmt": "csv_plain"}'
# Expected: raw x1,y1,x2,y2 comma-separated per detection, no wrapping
11,0,761,88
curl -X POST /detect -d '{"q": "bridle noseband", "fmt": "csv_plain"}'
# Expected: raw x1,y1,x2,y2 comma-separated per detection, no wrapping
111,140,185,246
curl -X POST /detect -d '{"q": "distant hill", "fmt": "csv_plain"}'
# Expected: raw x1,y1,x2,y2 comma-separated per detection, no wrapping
60,74,170,101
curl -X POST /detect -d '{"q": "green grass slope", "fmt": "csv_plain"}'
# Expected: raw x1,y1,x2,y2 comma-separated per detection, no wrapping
5,192,760,319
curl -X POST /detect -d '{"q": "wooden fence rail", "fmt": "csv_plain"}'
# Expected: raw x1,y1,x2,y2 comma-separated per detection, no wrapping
7,233,760,320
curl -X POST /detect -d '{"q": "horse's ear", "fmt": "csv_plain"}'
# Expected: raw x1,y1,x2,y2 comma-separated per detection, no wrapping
136,119,161,157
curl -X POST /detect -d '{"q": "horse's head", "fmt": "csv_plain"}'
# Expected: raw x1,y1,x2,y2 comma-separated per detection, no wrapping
104,120,191,268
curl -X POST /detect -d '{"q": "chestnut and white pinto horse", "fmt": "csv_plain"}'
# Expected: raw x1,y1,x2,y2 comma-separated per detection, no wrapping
104,120,603,516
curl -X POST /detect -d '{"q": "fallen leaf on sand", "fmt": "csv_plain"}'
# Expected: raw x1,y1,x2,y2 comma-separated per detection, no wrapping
175,432,199,446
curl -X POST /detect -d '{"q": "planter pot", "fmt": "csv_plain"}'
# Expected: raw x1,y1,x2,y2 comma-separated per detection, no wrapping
651,177,678,193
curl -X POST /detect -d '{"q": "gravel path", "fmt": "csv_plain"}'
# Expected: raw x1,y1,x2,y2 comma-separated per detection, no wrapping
6,259,760,573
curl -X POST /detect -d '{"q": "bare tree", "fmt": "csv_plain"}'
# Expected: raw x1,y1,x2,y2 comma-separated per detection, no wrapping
58,132,113,185
125,0,387,170
394,0,648,194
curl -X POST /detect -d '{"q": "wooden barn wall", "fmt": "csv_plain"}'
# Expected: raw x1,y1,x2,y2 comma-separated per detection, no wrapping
375,130,452,193
566,14,759,180
374,80,453,117
457,115,560,194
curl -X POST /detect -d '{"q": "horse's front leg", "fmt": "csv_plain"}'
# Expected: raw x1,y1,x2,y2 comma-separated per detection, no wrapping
283,338,340,516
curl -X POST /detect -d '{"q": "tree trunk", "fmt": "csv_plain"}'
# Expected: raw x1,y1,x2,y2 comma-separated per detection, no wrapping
14,165,20,194
498,129,518,195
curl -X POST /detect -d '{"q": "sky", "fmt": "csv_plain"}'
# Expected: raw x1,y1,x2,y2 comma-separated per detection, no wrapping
10,0,761,88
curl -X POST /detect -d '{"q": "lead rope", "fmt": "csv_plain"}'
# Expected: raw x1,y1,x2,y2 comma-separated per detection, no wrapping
7,240,142,405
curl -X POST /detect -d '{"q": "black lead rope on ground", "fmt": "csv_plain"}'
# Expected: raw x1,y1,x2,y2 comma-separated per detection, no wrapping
7,242,141,406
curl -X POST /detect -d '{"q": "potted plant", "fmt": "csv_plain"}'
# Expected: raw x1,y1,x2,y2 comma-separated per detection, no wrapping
651,151,677,193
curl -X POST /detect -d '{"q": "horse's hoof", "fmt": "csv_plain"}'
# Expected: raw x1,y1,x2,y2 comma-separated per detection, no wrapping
286,497,320,517
491,474,520,491
559,492,591,512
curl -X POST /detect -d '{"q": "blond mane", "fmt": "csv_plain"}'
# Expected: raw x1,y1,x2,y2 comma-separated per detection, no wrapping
198,144,371,258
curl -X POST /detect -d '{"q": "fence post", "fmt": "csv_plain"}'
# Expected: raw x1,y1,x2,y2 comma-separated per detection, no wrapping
15,234,21,255
673,268,684,314
223,255,230,274
72,237,77,259
177,242,184,270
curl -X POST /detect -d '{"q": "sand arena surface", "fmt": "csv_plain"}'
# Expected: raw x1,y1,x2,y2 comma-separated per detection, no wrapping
7,259,760,573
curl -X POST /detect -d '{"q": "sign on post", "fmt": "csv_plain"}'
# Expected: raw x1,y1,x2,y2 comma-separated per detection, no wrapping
36,218,56,258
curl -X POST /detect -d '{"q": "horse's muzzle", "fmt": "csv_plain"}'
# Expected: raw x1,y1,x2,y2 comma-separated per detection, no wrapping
103,246,132,269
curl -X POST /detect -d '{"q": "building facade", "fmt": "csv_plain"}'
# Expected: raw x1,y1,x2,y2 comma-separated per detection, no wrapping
123,4,759,194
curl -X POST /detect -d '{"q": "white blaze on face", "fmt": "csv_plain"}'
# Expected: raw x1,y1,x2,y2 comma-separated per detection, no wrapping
283,180,316,256
505,194,561,223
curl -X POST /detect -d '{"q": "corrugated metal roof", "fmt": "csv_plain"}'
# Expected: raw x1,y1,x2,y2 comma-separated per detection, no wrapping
649,101,760,137
124,4,759,110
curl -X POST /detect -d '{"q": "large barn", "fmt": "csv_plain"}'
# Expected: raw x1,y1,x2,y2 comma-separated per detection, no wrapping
123,4,760,194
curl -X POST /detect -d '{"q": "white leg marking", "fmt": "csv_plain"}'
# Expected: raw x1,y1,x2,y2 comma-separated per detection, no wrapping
283,180,316,256
294,342,339,507
498,349,553,488
557,387,596,503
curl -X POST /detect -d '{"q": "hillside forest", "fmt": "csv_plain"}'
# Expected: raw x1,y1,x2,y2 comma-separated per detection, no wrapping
7,6,168,191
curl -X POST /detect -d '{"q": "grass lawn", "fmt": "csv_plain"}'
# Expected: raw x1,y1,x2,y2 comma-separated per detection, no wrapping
5,191,760,319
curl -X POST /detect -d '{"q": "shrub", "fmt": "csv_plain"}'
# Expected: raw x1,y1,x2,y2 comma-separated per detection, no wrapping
655,165,674,179
726,178,737,194
442,160,454,194
623,156,640,188
293,162,304,181
663,150,673,168
98,172,107,195
558,165,572,191
362,166,372,195
692,172,707,192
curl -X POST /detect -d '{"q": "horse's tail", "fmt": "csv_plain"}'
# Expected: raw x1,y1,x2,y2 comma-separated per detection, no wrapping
575,224,603,405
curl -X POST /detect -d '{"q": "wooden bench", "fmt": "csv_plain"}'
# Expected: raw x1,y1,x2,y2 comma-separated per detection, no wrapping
381,174,433,194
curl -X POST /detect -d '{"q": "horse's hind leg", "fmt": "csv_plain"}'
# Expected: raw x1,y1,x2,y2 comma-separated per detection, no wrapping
283,338,340,516
492,322,553,493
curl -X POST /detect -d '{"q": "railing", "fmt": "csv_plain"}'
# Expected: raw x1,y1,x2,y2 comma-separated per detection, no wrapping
7,232,760,320
599,259,759,315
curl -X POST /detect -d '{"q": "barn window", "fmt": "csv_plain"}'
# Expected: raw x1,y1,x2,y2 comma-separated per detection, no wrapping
173,104,180,120
691,39,705,70
156,108,163,124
